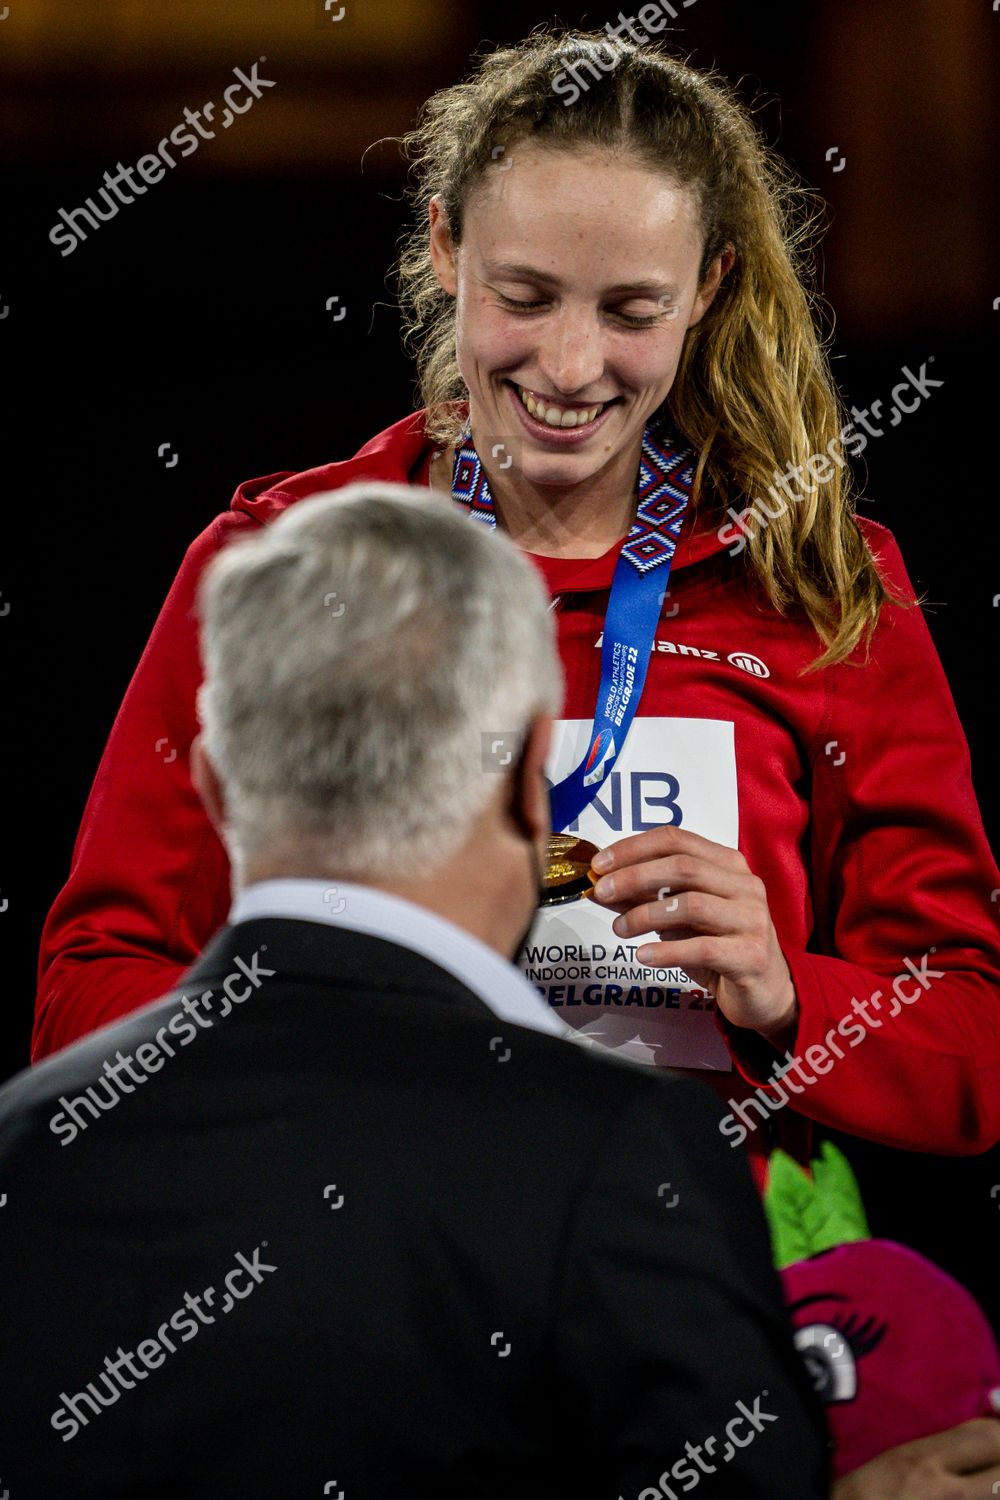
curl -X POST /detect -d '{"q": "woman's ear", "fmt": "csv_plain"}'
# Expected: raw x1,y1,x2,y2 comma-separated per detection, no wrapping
428,194,459,296
688,241,736,328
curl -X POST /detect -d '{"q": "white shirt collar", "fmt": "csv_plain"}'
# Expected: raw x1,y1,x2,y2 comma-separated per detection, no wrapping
229,877,572,1041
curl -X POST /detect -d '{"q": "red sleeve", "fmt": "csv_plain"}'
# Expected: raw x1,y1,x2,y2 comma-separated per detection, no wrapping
33,512,259,1060
723,525,1000,1153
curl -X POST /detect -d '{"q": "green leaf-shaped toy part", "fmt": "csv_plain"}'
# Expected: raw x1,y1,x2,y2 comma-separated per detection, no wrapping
763,1141,871,1270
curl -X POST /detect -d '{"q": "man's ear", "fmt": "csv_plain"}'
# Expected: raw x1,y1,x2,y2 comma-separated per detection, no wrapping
190,733,227,835
511,713,554,847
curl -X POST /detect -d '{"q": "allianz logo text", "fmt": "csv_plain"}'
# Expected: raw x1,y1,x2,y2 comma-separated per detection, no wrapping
595,634,771,678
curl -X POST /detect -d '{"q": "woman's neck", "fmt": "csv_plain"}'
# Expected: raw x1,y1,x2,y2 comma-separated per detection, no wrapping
428,448,636,560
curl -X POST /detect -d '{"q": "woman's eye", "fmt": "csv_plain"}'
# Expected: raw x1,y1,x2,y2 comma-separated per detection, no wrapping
496,295,546,311
793,1322,858,1404
495,294,666,327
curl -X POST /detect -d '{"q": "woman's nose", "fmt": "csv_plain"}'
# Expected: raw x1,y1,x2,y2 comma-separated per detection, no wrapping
536,312,606,397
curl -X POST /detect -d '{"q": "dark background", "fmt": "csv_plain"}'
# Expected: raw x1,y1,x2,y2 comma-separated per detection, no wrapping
3,1,999,1327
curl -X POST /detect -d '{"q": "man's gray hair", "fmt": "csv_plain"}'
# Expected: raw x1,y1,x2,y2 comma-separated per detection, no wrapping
196,481,564,887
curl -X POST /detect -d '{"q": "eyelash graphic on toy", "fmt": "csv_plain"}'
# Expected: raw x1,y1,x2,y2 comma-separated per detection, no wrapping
785,1293,888,1403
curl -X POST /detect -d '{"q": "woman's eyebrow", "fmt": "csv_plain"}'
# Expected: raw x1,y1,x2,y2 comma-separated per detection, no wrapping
483,259,679,297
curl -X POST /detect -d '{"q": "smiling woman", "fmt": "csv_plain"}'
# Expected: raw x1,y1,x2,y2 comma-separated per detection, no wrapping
420,144,729,556
395,33,902,666
34,28,1000,1200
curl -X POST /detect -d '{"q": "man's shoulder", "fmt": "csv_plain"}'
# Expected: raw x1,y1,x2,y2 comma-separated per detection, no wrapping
0,990,186,1139
0,970,729,1169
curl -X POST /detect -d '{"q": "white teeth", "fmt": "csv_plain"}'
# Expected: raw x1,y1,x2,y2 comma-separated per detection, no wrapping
517,385,604,428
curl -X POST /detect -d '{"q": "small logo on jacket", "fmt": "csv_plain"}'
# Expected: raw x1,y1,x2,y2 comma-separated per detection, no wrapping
726,651,769,678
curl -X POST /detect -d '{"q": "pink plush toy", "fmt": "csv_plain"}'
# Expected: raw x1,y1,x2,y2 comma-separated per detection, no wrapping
763,1142,1000,1479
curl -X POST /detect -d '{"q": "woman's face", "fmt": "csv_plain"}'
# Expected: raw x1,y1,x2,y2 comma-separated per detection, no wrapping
429,143,731,487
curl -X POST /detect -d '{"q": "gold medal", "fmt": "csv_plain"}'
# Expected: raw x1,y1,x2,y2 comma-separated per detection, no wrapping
541,834,601,907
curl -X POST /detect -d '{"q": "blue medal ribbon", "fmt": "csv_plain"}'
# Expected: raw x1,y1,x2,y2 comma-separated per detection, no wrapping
450,411,695,832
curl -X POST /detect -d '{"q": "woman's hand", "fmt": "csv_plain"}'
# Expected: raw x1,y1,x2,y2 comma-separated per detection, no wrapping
588,826,799,1043
832,1417,1000,1498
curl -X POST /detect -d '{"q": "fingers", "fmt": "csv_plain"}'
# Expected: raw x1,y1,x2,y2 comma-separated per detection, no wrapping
626,933,729,976
590,853,756,917
592,825,746,878
917,1416,1000,1476
836,1419,1000,1500
610,890,742,942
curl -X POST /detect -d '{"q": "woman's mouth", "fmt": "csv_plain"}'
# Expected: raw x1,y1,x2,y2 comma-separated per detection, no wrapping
506,380,621,440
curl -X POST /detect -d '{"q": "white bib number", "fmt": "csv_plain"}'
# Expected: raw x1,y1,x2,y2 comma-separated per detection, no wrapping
521,717,738,1071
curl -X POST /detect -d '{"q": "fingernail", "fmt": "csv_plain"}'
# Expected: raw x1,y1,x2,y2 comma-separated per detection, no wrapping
591,850,612,871
595,875,615,899
989,1387,1000,1413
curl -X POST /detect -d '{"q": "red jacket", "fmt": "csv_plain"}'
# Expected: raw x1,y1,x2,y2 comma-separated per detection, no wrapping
35,408,1000,1190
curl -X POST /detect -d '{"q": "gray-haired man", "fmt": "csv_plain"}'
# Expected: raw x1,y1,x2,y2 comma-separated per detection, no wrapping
0,482,828,1497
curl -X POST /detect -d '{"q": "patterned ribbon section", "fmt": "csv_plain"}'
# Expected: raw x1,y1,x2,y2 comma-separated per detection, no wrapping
450,410,694,573
449,410,696,831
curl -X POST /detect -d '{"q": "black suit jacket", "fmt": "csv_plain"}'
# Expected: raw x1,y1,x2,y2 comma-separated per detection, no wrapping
0,916,830,1497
